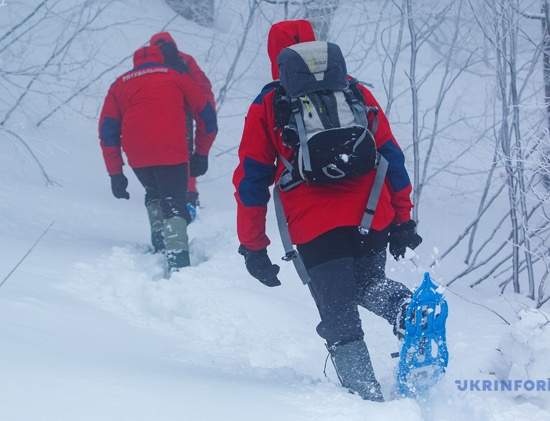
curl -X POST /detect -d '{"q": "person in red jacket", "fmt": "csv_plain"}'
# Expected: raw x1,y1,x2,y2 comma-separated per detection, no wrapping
233,20,422,401
99,45,217,272
149,32,217,212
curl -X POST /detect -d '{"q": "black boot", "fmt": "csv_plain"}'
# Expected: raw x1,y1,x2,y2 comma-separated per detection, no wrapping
328,339,384,401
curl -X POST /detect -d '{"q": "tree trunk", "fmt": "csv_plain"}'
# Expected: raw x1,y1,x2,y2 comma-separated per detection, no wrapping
165,0,215,27
305,0,340,40
406,0,420,223
509,0,535,299
495,0,521,294
542,0,550,133
541,0,550,190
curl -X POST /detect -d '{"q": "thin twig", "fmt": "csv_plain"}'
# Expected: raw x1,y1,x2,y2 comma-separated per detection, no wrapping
0,0,48,45
445,286,511,325
2,127,56,186
0,222,55,290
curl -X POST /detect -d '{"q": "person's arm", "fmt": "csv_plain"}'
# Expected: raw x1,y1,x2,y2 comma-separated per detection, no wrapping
98,83,130,199
232,93,277,251
180,54,217,156
98,84,123,175
359,85,413,224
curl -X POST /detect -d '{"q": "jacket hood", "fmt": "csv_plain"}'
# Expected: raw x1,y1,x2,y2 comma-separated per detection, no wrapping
267,20,316,80
132,45,164,68
150,32,177,48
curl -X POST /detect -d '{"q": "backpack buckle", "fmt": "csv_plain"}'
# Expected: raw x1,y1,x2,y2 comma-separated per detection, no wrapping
343,87,360,104
282,250,298,261
358,226,370,236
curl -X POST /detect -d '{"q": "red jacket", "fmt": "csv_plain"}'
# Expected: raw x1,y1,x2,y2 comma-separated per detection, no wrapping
98,46,216,175
150,32,217,156
233,20,414,250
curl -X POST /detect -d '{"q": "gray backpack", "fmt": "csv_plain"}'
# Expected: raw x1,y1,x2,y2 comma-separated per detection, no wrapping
272,41,390,284
275,41,379,191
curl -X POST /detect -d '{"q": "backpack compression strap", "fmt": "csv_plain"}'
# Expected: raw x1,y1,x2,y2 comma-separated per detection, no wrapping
273,187,311,284
291,98,313,174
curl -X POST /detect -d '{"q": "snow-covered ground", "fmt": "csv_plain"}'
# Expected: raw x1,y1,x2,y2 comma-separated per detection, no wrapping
1,1,549,420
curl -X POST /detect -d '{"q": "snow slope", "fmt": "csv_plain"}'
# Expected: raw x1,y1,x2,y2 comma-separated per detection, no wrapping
1,1,549,420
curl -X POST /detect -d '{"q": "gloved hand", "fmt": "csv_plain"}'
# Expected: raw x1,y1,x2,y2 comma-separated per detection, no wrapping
190,154,208,177
389,220,422,261
110,173,130,199
238,245,281,287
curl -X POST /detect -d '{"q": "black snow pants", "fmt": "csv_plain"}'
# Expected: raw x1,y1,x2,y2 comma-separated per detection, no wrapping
133,163,191,222
297,226,412,346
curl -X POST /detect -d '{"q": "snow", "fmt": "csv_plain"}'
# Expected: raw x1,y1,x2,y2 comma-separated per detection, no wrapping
1,0,550,420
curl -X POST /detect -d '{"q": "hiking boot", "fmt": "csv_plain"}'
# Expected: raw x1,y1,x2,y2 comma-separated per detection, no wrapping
162,215,190,271
328,339,384,402
165,249,191,271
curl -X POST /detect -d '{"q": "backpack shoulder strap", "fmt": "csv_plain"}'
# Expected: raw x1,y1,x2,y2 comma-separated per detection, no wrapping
359,155,389,234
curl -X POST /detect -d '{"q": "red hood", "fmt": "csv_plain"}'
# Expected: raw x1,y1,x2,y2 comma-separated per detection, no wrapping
132,45,164,68
150,31,177,47
267,20,316,80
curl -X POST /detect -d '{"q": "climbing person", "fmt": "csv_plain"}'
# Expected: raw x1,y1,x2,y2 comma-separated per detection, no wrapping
98,44,217,272
150,31,218,216
233,19,422,401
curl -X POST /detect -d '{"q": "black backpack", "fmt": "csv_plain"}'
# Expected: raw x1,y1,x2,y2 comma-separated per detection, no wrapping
274,41,379,192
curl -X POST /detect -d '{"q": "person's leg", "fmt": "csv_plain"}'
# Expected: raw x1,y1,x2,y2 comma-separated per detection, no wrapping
133,167,164,253
354,228,412,338
152,164,191,271
298,227,383,401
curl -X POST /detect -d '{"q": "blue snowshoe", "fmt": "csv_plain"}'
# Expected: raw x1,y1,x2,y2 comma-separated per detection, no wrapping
397,272,448,398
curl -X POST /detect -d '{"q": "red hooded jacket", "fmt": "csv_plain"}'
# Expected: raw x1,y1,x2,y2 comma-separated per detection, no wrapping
149,32,217,196
150,32,215,107
98,45,217,175
233,20,414,250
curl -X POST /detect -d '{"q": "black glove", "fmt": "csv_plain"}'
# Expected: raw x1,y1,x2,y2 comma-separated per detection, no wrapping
190,154,208,177
238,245,281,287
389,220,422,261
110,173,130,199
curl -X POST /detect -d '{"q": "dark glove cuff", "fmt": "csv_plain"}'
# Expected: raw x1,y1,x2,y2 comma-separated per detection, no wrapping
238,245,249,257
238,245,266,258
391,220,416,233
